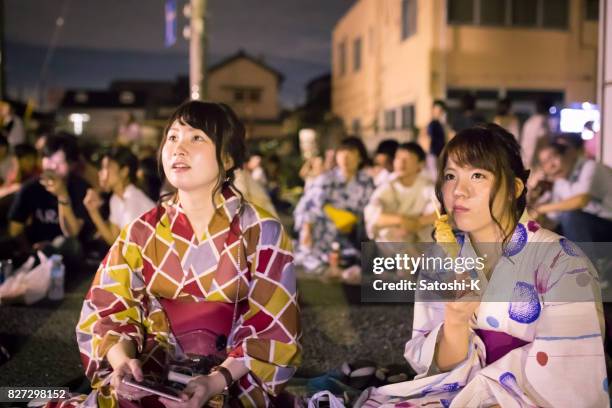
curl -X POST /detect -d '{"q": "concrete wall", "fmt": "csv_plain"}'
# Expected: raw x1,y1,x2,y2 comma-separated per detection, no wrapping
332,0,599,150
444,0,597,103
599,0,612,166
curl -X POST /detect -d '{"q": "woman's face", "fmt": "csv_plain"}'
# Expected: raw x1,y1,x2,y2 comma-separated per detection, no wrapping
161,121,220,192
335,148,360,174
441,157,507,237
98,157,122,192
537,147,564,179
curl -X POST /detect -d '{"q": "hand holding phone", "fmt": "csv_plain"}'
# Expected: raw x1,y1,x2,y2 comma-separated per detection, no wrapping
121,377,185,403
110,358,149,401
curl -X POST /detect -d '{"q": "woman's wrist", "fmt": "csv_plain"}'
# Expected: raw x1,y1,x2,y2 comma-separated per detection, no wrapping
57,195,71,206
442,320,470,336
201,372,227,398
106,340,135,370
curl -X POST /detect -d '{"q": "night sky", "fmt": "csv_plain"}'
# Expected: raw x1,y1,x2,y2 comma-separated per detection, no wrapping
4,0,355,107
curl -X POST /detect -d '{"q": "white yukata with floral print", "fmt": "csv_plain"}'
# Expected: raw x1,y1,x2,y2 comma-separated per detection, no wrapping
358,216,608,408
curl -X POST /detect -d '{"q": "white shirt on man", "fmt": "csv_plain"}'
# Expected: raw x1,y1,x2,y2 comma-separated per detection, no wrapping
364,172,435,243
109,184,156,229
552,158,612,221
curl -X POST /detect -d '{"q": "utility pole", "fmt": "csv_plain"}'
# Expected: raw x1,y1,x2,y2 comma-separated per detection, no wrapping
189,0,207,100
0,0,6,100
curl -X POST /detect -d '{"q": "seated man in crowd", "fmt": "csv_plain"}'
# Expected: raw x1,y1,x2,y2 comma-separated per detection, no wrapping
369,139,399,187
364,142,436,244
0,143,39,197
535,140,612,242
0,101,25,147
6,133,94,266
83,146,155,246
0,143,39,235
0,134,16,187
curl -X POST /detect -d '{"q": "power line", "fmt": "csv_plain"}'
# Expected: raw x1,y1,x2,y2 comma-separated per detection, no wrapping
37,0,72,108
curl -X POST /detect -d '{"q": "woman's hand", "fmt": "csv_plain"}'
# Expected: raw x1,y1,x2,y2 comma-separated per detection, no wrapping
444,300,480,327
110,358,151,401
300,226,313,249
83,188,103,212
159,375,221,408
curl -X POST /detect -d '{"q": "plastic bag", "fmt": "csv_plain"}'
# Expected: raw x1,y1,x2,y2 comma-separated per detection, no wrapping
307,391,345,408
0,251,52,305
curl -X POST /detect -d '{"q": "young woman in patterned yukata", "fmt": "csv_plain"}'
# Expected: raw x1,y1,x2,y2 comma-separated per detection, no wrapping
294,137,375,272
357,124,607,407
61,101,301,408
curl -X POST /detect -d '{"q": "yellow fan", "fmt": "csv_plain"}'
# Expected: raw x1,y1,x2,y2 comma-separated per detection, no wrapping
323,204,358,234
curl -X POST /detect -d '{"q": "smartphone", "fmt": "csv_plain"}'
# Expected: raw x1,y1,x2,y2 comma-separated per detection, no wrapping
121,377,184,402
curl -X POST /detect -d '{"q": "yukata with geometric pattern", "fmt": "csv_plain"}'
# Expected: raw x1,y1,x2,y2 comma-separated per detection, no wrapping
357,216,608,407
293,167,374,272
63,186,301,408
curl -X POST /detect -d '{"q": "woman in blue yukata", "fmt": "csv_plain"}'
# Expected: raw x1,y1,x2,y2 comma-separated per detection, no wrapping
294,137,375,272
357,124,607,407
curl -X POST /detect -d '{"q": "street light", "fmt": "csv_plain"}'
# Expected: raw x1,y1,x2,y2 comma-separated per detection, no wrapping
68,113,90,135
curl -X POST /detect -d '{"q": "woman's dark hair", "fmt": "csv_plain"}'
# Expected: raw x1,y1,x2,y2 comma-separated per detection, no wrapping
138,156,162,201
158,100,247,210
435,123,530,248
461,93,477,112
397,142,426,163
433,99,447,111
338,136,370,169
104,145,139,184
496,98,512,116
375,139,399,159
541,142,568,157
42,132,80,163
14,143,37,159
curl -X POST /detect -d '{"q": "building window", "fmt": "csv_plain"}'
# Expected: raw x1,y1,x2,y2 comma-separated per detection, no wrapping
401,105,415,129
384,109,397,131
353,37,362,72
352,119,362,135
448,0,475,24
586,0,599,21
75,92,89,103
448,0,568,29
234,90,245,102
338,41,346,76
542,0,568,28
249,89,262,102
480,0,507,25
119,91,135,104
401,0,418,40
512,0,537,26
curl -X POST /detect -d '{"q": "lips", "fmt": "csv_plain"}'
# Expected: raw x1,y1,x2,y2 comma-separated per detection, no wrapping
171,161,191,172
453,205,469,213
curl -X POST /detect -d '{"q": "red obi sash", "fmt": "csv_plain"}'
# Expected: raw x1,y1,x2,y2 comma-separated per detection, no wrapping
160,297,246,357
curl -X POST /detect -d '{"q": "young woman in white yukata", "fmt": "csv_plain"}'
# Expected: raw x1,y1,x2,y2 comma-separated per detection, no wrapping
357,124,607,407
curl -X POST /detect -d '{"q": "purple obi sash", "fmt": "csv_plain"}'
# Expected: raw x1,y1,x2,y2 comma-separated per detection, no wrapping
474,329,531,365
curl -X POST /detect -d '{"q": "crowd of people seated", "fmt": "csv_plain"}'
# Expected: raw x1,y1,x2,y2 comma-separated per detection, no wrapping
0,94,610,407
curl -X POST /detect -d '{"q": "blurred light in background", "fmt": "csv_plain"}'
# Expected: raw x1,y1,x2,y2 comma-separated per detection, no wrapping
68,113,90,135
560,103,600,139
